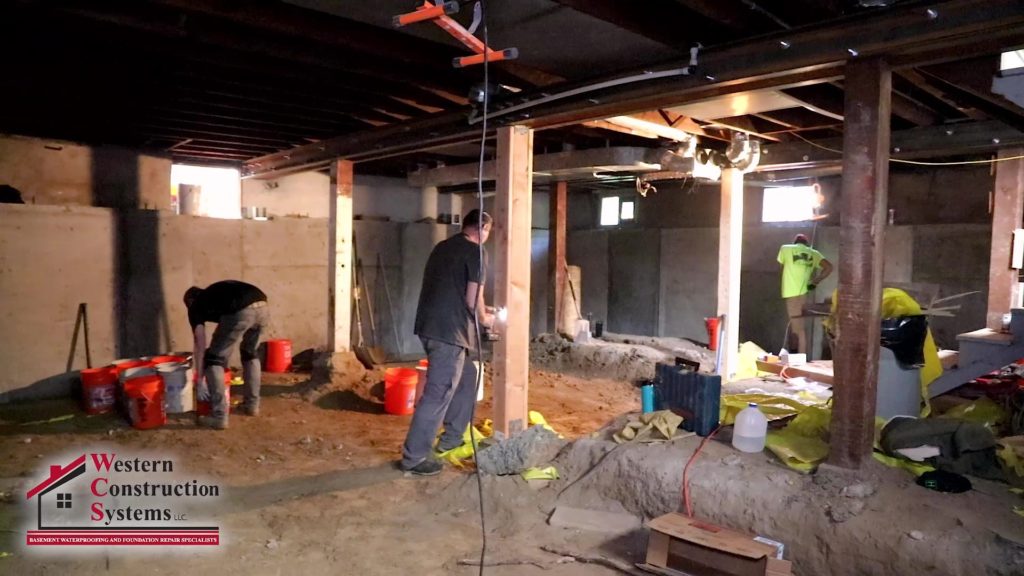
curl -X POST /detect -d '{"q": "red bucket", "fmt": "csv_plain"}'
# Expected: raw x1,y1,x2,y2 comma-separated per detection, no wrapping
81,367,118,415
704,317,720,351
123,374,166,430
265,339,292,373
384,367,418,415
196,370,232,416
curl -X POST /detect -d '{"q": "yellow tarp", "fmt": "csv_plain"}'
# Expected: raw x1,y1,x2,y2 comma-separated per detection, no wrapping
940,397,1008,432
720,393,824,426
828,287,942,416
733,341,770,381
764,406,832,473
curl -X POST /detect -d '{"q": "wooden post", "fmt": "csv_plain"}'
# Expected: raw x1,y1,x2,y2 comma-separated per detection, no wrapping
493,125,534,436
328,159,354,353
548,181,568,334
716,168,743,380
829,57,892,469
987,148,1024,329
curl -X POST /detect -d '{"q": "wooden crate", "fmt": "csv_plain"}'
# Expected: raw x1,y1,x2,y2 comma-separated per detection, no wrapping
639,513,792,576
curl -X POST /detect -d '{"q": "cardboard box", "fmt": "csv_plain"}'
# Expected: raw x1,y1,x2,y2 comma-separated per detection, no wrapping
641,513,792,576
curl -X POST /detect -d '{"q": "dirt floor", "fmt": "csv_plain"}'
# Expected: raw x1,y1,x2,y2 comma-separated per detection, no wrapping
1,338,1023,575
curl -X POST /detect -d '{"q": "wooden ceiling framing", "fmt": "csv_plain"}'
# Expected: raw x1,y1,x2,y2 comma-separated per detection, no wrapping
2,1,1024,176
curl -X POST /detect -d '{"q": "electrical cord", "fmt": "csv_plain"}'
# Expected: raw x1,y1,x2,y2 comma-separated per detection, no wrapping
681,426,721,517
467,2,490,574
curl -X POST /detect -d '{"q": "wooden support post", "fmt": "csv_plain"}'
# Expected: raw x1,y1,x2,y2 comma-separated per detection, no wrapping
548,181,568,334
493,125,534,436
829,57,892,469
716,168,743,380
328,159,354,353
987,148,1024,329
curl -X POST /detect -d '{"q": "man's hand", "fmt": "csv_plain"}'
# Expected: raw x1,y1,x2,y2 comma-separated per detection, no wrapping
808,283,817,291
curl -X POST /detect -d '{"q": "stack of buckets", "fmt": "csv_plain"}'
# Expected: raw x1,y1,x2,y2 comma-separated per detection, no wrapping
383,359,485,416
80,354,198,430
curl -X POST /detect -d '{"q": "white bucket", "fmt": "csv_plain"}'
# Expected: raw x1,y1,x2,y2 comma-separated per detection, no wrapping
120,365,155,384
157,363,194,414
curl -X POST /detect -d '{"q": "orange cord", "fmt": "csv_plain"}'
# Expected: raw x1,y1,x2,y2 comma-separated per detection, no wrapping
682,426,721,517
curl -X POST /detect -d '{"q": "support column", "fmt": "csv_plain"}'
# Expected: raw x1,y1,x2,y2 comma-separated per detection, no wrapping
716,168,743,380
548,181,568,334
328,159,354,353
829,57,892,469
987,148,1024,329
493,125,534,436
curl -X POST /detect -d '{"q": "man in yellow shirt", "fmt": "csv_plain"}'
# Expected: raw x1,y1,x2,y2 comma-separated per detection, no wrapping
777,234,832,354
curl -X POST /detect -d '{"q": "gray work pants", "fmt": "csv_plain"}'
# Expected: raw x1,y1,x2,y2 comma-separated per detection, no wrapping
401,337,480,468
203,304,269,419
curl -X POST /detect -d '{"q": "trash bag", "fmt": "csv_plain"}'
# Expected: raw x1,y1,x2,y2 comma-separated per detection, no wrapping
880,315,928,369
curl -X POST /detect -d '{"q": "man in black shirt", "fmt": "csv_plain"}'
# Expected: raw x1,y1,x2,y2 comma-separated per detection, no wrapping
401,209,496,475
184,280,270,429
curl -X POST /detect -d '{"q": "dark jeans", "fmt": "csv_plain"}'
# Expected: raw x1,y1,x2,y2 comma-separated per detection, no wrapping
401,337,480,468
203,304,269,419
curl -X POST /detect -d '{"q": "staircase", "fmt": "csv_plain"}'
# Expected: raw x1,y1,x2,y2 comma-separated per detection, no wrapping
927,308,1024,398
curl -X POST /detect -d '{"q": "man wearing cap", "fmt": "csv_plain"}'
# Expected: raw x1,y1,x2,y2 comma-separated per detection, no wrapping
777,234,832,355
184,280,269,429
400,209,497,476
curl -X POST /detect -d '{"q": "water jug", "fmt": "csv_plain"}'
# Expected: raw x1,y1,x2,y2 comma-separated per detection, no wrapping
732,402,767,453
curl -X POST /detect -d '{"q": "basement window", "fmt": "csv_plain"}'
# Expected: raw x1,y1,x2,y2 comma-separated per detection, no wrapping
762,186,820,223
620,200,635,221
1001,50,1024,74
170,164,242,219
600,196,621,226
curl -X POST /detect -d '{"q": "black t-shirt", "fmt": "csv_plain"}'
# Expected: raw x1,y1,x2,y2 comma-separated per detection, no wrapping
414,234,486,348
188,280,267,328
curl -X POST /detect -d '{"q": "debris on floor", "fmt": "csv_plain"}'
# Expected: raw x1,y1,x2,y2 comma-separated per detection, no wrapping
476,424,567,475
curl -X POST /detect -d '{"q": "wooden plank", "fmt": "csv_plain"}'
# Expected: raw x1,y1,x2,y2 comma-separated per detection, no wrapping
548,181,567,334
493,125,533,436
755,360,835,385
327,159,354,353
644,532,671,568
717,168,744,380
987,148,1024,329
647,514,775,560
829,57,892,470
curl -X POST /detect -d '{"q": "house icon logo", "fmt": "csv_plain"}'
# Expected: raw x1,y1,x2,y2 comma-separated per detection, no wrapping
24,450,221,548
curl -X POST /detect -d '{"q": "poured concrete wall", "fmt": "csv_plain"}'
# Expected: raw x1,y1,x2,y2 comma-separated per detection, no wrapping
0,204,458,398
0,134,171,210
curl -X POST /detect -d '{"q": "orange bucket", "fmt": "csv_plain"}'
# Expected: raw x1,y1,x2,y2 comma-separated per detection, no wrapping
81,367,118,415
704,317,720,351
146,355,187,366
384,367,418,415
415,359,429,403
265,339,292,373
123,374,166,430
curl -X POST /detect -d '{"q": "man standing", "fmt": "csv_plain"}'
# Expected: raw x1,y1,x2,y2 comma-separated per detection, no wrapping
777,234,832,355
401,209,496,476
184,280,270,429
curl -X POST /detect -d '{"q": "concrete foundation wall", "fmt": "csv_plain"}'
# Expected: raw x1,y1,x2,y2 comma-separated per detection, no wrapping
241,171,432,222
0,204,458,398
0,134,171,210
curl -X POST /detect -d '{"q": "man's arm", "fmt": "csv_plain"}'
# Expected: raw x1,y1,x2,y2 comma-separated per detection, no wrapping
811,258,834,287
466,281,495,328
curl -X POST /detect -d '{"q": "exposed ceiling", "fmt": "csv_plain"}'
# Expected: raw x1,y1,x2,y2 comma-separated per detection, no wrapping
2,1,1024,178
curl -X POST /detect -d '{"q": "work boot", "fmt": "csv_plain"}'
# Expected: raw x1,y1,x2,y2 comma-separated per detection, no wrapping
239,404,260,417
401,458,443,477
197,415,228,430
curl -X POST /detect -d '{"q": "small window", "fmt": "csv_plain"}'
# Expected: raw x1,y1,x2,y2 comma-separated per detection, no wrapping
762,186,820,223
1001,49,1024,73
600,196,620,226
620,200,635,221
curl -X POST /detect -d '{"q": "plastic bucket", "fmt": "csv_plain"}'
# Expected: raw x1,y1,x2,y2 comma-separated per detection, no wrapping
196,370,232,416
704,317,720,351
157,363,193,414
384,367,418,415
123,374,166,430
81,367,118,415
146,354,187,366
265,339,292,373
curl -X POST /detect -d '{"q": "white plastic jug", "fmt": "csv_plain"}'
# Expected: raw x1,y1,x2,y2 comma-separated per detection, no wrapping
732,402,768,453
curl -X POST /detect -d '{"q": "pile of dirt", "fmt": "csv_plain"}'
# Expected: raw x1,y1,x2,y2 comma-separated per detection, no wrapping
530,333,713,383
